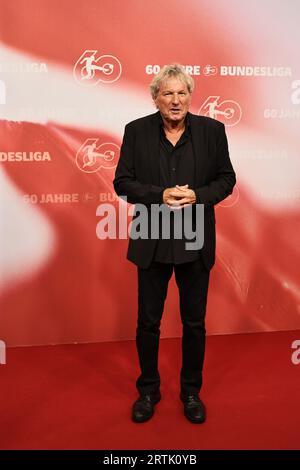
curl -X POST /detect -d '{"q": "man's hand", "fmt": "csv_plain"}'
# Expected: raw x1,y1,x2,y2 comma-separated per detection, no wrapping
163,184,196,209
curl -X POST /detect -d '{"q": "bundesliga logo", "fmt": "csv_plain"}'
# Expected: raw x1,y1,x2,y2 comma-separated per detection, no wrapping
76,139,120,173
73,50,122,86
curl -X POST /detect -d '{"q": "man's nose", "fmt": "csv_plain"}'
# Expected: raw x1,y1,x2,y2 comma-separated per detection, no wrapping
172,93,180,104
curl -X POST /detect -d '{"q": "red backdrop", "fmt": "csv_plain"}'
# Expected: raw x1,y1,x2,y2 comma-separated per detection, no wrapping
0,0,300,346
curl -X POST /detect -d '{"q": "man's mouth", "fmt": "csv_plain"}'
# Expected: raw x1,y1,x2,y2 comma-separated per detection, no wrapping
170,108,181,113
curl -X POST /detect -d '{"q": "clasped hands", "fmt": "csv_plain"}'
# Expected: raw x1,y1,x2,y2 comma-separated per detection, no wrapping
163,184,196,209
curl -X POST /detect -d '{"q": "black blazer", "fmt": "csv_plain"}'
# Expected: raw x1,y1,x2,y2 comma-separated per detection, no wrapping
113,111,236,270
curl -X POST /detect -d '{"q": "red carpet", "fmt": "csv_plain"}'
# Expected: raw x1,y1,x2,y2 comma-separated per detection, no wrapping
0,330,300,450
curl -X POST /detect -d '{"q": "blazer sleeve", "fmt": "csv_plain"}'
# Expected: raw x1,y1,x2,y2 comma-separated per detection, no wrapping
113,123,164,205
194,122,236,206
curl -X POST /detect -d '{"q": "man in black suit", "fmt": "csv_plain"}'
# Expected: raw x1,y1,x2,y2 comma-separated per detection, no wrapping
113,64,236,423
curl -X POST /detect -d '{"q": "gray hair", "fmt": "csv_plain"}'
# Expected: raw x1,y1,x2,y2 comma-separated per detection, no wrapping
150,64,194,100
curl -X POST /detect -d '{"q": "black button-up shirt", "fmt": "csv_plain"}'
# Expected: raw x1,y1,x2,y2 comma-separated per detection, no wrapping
153,116,200,264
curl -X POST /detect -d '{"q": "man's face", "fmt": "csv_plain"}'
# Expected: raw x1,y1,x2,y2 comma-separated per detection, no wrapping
154,77,191,124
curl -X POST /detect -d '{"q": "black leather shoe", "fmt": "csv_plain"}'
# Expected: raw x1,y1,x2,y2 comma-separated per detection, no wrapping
180,394,206,423
132,391,161,423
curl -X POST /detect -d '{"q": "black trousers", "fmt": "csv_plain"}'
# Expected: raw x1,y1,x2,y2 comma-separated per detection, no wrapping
136,257,210,397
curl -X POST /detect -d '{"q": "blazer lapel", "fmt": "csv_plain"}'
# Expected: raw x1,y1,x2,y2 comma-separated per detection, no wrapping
147,112,161,185
189,113,207,187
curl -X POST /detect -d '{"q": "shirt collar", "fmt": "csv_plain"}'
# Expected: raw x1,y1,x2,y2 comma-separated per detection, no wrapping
159,112,191,131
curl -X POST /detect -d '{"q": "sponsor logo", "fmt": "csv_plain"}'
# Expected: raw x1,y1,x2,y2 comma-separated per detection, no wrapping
0,63,48,73
83,192,118,203
145,64,201,75
23,193,80,204
0,340,6,365
236,149,287,160
0,79,6,104
76,139,119,173
264,108,300,119
220,66,292,77
264,79,300,119
291,79,300,104
0,152,51,162
256,189,300,201
23,192,118,204
145,64,292,77
73,50,122,85
198,96,242,126
203,65,218,76
291,340,300,365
